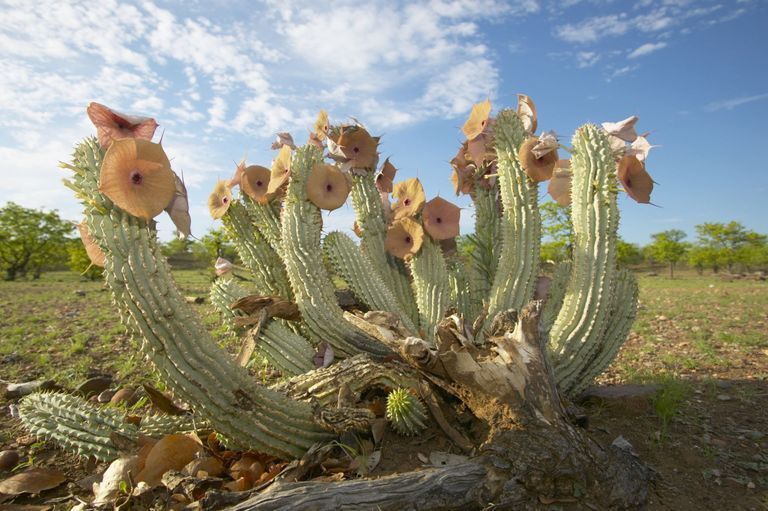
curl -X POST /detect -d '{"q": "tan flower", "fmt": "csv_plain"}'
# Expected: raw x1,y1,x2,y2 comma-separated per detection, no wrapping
86,102,158,148
99,138,175,220
466,133,494,166
602,116,639,142
422,197,461,240
165,173,191,238
208,180,233,219
337,126,378,169
229,160,246,188
392,178,426,220
517,94,537,134
617,155,653,204
241,165,271,203
519,137,559,183
462,99,492,140
548,160,572,206
306,164,350,211
77,222,105,267
375,158,397,193
314,110,329,141
267,145,292,195
385,217,424,259
271,132,296,150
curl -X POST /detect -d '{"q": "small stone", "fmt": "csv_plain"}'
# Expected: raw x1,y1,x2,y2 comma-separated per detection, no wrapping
74,289,86,296
76,376,112,398
611,435,637,456
97,389,117,403
1,353,21,364
714,380,733,389
741,430,765,441
0,450,19,471
747,481,755,489
5,380,56,399
110,388,137,406
16,435,37,446
716,394,732,401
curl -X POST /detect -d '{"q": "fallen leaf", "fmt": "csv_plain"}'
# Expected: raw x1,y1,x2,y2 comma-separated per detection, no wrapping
135,434,202,486
0,468,66,496
142,384,188,416
93,455,141,506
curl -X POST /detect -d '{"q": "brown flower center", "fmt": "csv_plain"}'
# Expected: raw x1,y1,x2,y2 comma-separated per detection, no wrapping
404,236,412,244
436,217,443,224
222,196,229,204
353,146,360,153
326,183,333,192
256,180,263,187
130,170,143,185
404,198,411,206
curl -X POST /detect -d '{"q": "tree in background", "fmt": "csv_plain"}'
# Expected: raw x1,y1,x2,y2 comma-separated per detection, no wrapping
695,221,754,273
540,201,573,263
687,246,722,275
191,227,238,266
68,239,103,280
616,238,643,267
646,229,689,278
0,202,73,280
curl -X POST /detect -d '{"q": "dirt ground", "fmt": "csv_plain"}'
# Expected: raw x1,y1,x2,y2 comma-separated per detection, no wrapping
0,271,766,509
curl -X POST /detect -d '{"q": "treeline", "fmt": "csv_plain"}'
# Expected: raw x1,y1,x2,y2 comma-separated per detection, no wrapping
2,202,764,281
0,203,237,281
537,203,768,278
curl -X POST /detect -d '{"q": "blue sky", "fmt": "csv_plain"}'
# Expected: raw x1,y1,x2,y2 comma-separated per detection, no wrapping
1,0,766,245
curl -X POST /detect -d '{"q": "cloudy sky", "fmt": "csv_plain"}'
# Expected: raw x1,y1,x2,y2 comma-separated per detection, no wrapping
1,0,766,244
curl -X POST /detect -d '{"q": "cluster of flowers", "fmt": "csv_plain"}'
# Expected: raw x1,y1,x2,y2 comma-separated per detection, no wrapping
76,97,655,269
449,96,655,207
208,110,462,262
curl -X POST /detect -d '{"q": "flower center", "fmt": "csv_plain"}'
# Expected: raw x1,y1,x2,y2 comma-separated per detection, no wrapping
326,183,333,192
353,146,360,153
256,180,263,187
404,236,412,244
404,198,411,206
130,170,143,185
627,178,632,187
222,196,229,204
436,217,443,224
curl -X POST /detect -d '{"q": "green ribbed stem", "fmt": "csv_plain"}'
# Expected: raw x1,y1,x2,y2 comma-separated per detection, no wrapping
540,261,571,334
449,260,475,322
468,185,501,319
549,125,620,394
386,388,428,436
223,201,292,300
566,269,638,397
349,174,419,323
281,146,392,358
69,138,331,459
210,278,314,376
242,195,282,254
484,110,540,331
18,392,203,462
322,231,418,335
408,238,452,340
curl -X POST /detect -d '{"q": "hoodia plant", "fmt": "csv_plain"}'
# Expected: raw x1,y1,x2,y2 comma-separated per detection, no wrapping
19,99,655,509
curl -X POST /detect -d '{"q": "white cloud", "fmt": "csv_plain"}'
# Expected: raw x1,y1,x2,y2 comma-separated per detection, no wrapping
706,93,768,111
628,41,667,58
555,14,630,43
576,51,601,67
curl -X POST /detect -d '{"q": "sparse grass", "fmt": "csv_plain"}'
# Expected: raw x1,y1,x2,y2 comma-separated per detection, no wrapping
0,269,229,385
